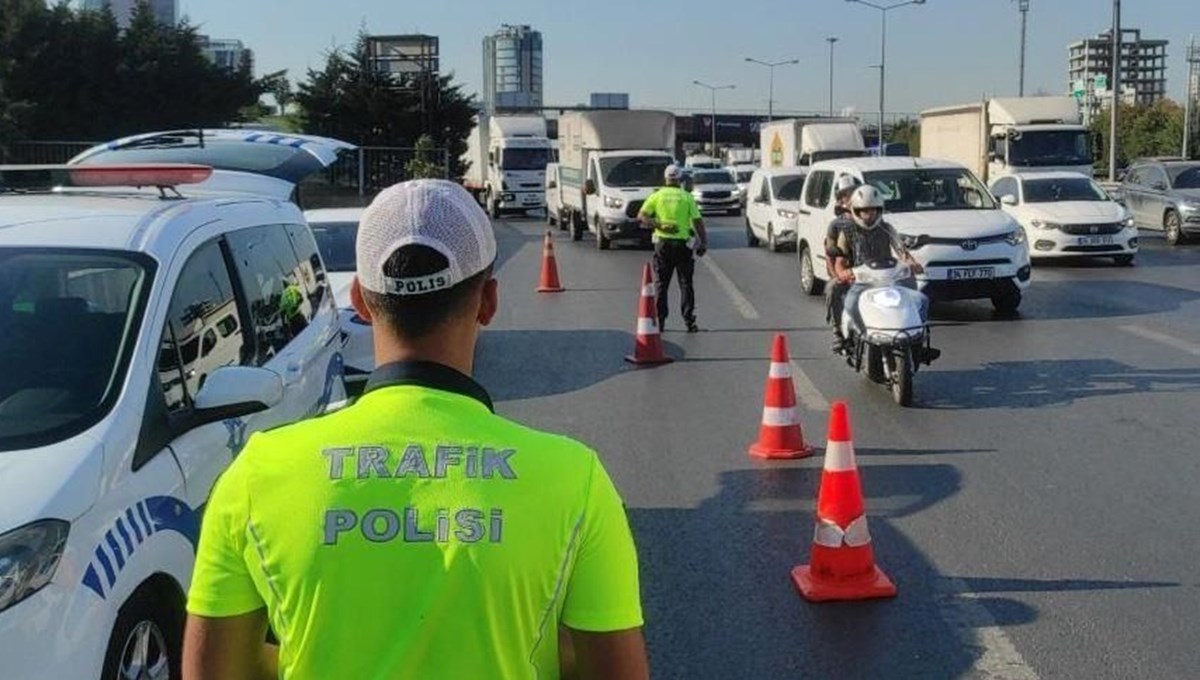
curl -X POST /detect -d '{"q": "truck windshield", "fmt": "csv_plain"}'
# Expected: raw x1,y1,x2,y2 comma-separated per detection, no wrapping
0,249,152,451
599,156,673,188
809,150,868,164
501,148,553,171
1008,130,1092,167
1022,177,1107,203
770,175,806,201
863,168,997,212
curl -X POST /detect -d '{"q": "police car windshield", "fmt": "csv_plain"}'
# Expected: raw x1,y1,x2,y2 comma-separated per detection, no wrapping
310,221,358,272
0,249,152,451
598,156,673,188
693,170,733,185
862,168,997,212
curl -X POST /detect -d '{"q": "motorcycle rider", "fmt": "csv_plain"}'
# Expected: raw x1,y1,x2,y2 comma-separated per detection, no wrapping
830,185,934,359
825,175,861,352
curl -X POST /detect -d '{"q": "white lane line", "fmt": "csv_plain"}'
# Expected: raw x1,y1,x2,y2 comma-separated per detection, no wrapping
789,360,830,412
936,578,1040,680
699,256,760,320
1119,325,1200,356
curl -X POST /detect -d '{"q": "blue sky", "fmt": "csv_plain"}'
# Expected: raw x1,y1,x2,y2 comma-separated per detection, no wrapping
179,0,1196,116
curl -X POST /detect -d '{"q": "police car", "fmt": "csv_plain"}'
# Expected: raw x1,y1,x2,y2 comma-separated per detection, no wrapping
0,164,347,679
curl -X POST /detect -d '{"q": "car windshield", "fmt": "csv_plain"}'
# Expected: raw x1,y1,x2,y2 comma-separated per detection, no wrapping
863,168,998,212
770,175,806,201
1168,165,1200,189
501,148,553,171
694,170,733,185
309,221,358,272
1007,130,1092,168
1022,177,1108,202
0,249,151,451
599,156,673,188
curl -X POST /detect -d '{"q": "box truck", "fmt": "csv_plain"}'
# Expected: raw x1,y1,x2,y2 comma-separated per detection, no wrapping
759,118,866,169
919,96,1093,184
462,113,554,217
558,110,676,249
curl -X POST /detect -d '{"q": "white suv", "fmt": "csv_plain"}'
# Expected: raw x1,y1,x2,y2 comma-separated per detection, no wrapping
0,164,346,679
794,157,1032,313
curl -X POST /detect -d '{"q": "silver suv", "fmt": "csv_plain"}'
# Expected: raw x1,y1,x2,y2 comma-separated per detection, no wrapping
1119,159,1200,245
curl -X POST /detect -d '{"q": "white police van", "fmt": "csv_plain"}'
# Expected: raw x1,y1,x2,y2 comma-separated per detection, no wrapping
0,163,347,679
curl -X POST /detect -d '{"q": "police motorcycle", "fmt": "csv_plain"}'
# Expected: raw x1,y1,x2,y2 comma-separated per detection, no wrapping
840,258,939,406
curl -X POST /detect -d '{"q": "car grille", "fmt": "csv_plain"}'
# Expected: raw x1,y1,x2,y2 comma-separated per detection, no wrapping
625,200,645,219
701,191,732,199
1062,244,1123,253
1059,222,1123,235
926,258,1010,267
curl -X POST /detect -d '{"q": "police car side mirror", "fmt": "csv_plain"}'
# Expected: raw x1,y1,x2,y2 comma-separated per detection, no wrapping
192,366,283,426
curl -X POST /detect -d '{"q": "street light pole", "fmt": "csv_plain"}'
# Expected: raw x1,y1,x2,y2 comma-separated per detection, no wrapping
845,0,927,157
1109,0,1120,182
693,80,736,155
744,57,799,121
1018,0,1030,96
826,37,839,116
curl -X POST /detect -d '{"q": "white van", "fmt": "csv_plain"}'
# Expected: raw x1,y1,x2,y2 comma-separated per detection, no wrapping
544,162,565,230
0,163,347,679
745,167,807,252
794,157,1032,313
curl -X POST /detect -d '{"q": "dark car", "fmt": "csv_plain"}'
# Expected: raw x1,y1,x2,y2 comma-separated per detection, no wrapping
1119,159,1200,245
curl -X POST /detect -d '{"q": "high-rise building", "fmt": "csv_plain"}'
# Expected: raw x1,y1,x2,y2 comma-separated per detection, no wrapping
482,24,543,112
1068,28,1167,121
81,0,178,28
198,36,254,73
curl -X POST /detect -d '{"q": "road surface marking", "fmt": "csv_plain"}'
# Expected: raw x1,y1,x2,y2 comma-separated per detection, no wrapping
1119,325,1200,356
937,578,1040,680
789,360,830,412
700,256,760,320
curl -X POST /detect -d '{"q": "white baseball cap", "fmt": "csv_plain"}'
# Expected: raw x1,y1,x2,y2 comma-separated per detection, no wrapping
664,164,683,182
356,179,497,296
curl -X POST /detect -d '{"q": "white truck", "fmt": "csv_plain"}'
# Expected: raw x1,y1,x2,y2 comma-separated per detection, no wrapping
558,109,677,249
919,96,1094,184
462,113,554,218
760,118,866,169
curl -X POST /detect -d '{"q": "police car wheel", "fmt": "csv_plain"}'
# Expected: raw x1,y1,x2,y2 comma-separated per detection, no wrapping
101,585,182,680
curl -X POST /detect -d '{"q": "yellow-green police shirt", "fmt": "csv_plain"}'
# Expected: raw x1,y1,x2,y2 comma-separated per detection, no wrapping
187,361,643,680
639,186,700,241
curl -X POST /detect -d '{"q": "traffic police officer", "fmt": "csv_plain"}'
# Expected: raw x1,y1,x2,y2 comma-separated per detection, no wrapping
638,164,709,333
183,180,649,680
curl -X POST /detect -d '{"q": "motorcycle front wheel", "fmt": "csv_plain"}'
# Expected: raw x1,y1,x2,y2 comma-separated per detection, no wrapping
891,347,914,407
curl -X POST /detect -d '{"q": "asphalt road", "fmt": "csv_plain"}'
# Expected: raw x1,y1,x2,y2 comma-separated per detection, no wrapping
478,212,1200,680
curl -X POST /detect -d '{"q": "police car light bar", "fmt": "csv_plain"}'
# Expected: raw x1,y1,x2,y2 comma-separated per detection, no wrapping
0,164,213,191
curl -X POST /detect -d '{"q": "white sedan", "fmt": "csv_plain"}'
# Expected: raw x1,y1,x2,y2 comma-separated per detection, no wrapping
991,172,1137,265
305,207,373,395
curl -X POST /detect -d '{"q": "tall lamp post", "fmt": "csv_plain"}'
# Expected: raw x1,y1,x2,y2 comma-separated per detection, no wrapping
1109,0,1121,182
845,0,927,156
693,80,736,154
1017,0,1030,96
744,57,799,121
826,37,839,116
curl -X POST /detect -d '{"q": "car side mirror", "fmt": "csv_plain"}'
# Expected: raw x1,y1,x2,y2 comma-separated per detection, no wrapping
584,179,596,195
547,181,557,189
988,151,998,163
192,366,283,427
1000,194,1018,206
1151,181,1167,191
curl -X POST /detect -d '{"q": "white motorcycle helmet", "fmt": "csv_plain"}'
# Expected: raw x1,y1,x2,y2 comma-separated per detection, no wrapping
849,185,885,230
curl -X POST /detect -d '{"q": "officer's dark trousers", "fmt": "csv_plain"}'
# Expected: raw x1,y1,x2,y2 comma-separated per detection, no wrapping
653,239,695,326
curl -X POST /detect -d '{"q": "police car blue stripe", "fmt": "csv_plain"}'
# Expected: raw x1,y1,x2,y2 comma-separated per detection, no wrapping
125,508,144,543
136,501,154,536
115,518,135,555
82,565,105,599
288,139,305,148
245,133,263,142
94,546,116,588
105,531,126,570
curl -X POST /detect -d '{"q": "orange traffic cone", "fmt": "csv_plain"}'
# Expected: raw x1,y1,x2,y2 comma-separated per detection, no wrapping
536,231,565,293
748,334,813,459
624,262,672,366
792,401,896,602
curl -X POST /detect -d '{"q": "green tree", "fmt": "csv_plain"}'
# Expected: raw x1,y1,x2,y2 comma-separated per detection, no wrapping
1090,100,1185,170
404,134,444,179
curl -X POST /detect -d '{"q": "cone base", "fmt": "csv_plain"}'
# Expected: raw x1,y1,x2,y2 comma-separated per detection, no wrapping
624,354,673,366
536,286,565,293
791,564,897,602
748,442,813,459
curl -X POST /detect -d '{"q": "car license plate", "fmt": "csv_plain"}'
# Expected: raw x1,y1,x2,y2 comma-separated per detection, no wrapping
948,266,995,280
1077,235,1114,245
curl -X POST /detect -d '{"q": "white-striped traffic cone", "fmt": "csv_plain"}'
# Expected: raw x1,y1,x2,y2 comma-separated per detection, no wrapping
748,334,812,459
625,262,672,365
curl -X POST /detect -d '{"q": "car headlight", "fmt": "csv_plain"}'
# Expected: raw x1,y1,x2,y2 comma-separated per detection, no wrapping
0,520,69,614
603,194,625,209
1005,230,1027,246
900,233,926,250
1123,215,1136,228
1029,219,1060,231
776,209,798,219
